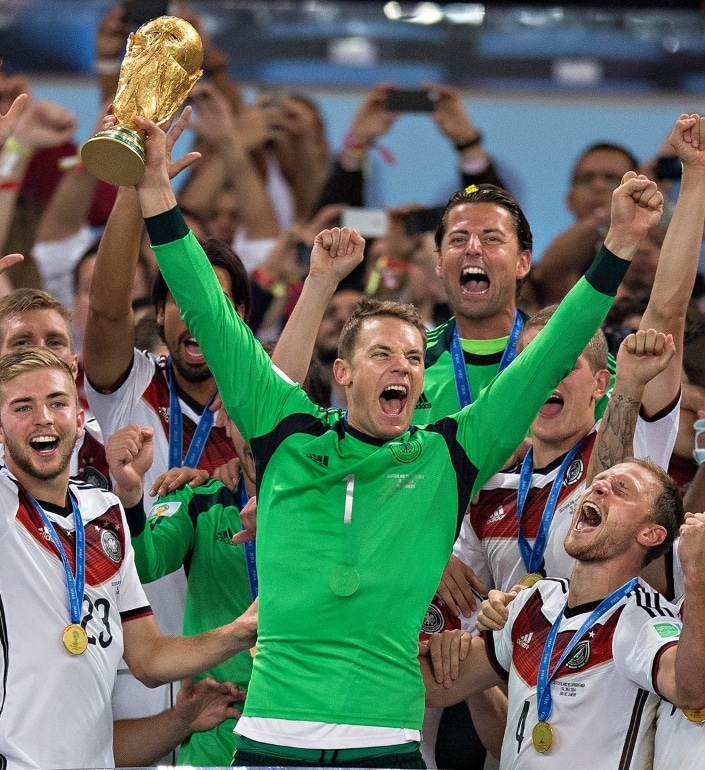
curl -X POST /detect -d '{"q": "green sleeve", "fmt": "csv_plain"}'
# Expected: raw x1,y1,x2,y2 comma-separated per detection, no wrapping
457,246,628,494
146,207,316,443
130,486,196,583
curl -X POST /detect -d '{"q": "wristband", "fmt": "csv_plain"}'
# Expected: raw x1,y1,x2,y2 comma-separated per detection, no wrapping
0,180,21,192
454,133,483,151
4,136,31,158
341,132,395,165
342,132,372,152
0,137,31,178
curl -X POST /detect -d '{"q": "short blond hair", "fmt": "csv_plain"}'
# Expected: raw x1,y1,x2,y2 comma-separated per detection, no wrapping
0,347,77,400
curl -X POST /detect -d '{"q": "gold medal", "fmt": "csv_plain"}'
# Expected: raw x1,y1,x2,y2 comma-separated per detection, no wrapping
683,708,705,724
520,573,543,588
62,623,88,655
532,721,553,753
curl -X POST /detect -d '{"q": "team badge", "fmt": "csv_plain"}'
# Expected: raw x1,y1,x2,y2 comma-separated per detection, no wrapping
565,639,590,669
422,603,445,635
83,466,110,490
149,501,182,519
101,529,122,563
564,458,584,486
389,439,422,463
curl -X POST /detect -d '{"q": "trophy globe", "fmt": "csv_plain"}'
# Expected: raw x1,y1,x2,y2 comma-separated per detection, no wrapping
81,16,203,186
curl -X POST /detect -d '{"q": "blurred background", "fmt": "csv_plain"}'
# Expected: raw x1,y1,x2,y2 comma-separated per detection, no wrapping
2,0,704,257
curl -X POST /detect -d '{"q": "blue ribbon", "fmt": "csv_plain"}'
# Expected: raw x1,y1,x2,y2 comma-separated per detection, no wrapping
516,440,584,574
237,479,258,600
450,310,524,409
536,578,638,722
30,492,85,626
166,358,216,470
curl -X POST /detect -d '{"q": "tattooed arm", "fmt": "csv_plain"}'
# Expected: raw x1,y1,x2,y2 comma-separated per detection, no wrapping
586,328,675,482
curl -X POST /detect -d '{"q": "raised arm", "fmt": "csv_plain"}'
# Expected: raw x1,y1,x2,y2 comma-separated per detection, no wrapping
316,83,397,210
83,108,199,392
655,512,705,709
273,94,329,223
271,226,364,384
188,83,280,241
424,81,505,188
586,328,675,482
83,184,143,390
0,90,27,147
639,113,705,416
33,106,102,246
465,173,664,491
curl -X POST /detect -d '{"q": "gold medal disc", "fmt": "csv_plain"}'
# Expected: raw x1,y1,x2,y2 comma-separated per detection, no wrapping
683,708,705,724
532,721,553,753
520,573,543,588
62,623,88,655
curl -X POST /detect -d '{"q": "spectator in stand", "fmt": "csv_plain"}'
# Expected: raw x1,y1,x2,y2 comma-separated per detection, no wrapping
528,142,639,307
317,82,505,214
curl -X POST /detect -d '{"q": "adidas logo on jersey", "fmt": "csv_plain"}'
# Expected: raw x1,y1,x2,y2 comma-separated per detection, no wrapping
488,506,506,524
307,453,329,468
415,392,432,409
517,632,533,650
216,527,238,545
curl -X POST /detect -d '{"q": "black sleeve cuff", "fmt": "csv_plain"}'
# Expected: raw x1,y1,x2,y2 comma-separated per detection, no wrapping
144,206,190,246
124,499,147,536
584,245,630,296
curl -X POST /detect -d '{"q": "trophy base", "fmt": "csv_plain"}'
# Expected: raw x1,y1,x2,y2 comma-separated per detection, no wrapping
80,127,146,187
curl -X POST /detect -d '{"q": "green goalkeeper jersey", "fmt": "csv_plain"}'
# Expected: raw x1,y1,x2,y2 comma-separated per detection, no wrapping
146,207,627,733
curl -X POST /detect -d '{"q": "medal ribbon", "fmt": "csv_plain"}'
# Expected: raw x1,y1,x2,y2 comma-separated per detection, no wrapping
516,440,584,574
237,479,258,600
30,492,85,626
450,311,523,408
166,358,216,469
536,578,638,723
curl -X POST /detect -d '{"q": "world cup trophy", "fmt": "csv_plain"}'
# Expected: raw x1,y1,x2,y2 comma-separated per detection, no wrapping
81,16,203,186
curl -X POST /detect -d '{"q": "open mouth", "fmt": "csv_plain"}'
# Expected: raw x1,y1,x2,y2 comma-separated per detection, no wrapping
460,266,489,295
575,500,602,532
379,384,408,417
181,335,205,365
29,435,59,455
539,392,564,419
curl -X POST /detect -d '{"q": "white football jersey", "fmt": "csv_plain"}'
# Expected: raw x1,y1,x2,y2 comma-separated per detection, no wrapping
488,578,681,770
455,406,678,593
0,471,150,769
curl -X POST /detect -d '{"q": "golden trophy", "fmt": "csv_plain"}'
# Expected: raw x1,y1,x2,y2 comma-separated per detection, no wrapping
81,16,203,186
